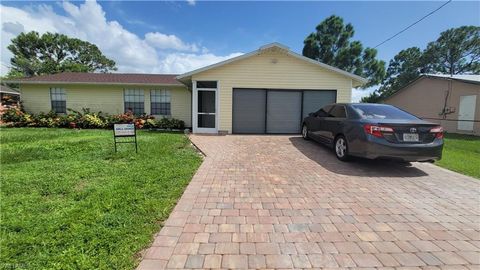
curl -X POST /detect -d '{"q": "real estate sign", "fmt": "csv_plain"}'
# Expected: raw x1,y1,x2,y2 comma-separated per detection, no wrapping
113,123,137,153
114,123,135,136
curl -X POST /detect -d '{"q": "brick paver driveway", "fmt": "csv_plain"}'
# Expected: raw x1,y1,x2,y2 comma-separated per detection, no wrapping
138,135,480,269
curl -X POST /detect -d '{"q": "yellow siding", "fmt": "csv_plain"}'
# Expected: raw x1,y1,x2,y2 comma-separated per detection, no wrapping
192,48,354,132
168,86,192,127
20,85,51,113
20,84,191,127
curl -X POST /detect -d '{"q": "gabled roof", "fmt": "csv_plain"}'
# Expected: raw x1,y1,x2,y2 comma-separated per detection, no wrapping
177,42,368,87
423,74,480,84
4,72,182,86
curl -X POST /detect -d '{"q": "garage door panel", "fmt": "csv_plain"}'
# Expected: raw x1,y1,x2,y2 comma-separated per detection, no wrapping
233,89,266,133
303,90,336,119
266,91,302,134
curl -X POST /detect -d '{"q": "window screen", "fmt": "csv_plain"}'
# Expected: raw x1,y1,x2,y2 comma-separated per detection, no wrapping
124,89,144,115
151,90,171,115
50,88,66,113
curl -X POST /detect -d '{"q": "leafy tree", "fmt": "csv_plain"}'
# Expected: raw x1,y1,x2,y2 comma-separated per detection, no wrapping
360,91,382,103
7,31,117,77
361,47,429,102
362,26,480,103
303,15,386,88
424,26,480,75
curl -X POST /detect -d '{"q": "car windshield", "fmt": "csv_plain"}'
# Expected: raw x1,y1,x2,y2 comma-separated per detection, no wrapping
351,104,419,120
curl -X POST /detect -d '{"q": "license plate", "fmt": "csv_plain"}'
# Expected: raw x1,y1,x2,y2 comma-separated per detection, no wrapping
403,133,419,142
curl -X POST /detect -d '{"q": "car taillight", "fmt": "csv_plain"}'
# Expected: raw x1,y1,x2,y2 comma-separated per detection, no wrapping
364,124,394,138
430,126,444,139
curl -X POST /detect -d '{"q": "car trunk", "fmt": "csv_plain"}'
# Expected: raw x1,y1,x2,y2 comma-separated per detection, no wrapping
374,120,439,144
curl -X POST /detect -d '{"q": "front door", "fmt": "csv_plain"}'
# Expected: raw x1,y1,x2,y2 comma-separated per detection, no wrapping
193,80,218,133
458,95,477,131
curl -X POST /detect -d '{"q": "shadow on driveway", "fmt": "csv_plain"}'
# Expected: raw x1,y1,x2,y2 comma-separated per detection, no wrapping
289,137,429,178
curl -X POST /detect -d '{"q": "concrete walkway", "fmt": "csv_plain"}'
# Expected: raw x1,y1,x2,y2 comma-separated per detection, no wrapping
137,135,480,269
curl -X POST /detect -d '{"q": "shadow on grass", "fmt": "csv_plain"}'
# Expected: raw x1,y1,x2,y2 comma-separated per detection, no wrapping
289,137,429,178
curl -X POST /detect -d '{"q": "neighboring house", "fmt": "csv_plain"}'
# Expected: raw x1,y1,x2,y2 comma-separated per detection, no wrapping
384,74,480,135
7,43,366,134
0,84,20,106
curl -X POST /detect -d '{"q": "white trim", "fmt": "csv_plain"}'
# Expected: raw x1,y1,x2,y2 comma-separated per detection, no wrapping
192,81,219,133
177,42,367,86
192,80,197,132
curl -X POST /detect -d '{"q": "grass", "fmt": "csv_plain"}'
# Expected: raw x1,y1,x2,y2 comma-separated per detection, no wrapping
0,128,202,270
435,133,480,179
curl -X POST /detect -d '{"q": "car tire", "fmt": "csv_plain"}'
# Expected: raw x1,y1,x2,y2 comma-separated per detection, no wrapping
334,135,350,161
302,124,309,140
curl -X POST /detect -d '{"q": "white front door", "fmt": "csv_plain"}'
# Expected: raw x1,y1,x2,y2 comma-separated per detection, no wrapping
193,81,218,133
458,95,477,131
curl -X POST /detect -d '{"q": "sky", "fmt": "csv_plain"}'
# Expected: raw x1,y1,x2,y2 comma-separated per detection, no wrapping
1,0,479,101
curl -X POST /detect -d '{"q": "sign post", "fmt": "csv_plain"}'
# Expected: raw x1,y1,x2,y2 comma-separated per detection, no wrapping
113,123,138,153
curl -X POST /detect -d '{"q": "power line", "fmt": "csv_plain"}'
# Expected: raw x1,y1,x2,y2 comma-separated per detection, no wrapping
374,0,452,48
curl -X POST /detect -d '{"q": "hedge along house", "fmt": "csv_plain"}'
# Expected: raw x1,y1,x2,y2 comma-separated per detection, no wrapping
9,43,367,134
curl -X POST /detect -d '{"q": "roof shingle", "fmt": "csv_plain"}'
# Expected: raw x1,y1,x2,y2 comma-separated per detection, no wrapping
9,72,182,86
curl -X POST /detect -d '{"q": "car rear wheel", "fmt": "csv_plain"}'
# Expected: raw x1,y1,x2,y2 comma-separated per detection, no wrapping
302,124,309,140
334,135,349,161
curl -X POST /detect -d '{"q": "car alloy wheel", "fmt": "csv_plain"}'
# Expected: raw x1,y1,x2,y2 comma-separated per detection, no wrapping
334,136,349,161
302,124,309,140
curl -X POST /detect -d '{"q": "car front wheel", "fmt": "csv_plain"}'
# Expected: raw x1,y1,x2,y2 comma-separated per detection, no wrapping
302,124,309,140
334,135,349,161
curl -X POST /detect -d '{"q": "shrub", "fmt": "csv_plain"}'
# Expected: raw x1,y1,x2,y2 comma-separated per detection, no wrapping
143,119,157,129
1,107,25,123
1,107,34,127
157,117,185,130
1,107,186,131
169,118,185,130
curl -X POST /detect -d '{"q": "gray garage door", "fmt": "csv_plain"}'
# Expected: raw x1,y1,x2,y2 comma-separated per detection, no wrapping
232,88,336,134
233,89,266,133
266,91,302,134
302,90,337,119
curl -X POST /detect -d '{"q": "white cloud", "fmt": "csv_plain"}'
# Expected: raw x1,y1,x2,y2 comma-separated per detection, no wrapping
0,0,241,75
160,52,243,73
145,32,199,52
186,0,196,6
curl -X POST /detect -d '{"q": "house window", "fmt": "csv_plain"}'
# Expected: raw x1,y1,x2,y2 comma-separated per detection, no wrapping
50,88,66,113
196,81,217,89
151,90,171,115
124,89,144,115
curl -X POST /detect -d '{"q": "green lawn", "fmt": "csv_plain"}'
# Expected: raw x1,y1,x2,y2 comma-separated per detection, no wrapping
436,133,480,179
0,128,202,270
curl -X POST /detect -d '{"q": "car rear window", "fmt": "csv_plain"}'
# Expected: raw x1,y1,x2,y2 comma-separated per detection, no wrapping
351,104,419,120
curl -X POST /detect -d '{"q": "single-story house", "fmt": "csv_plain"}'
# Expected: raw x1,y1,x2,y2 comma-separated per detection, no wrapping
7,43,366,134
383,74,480,136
